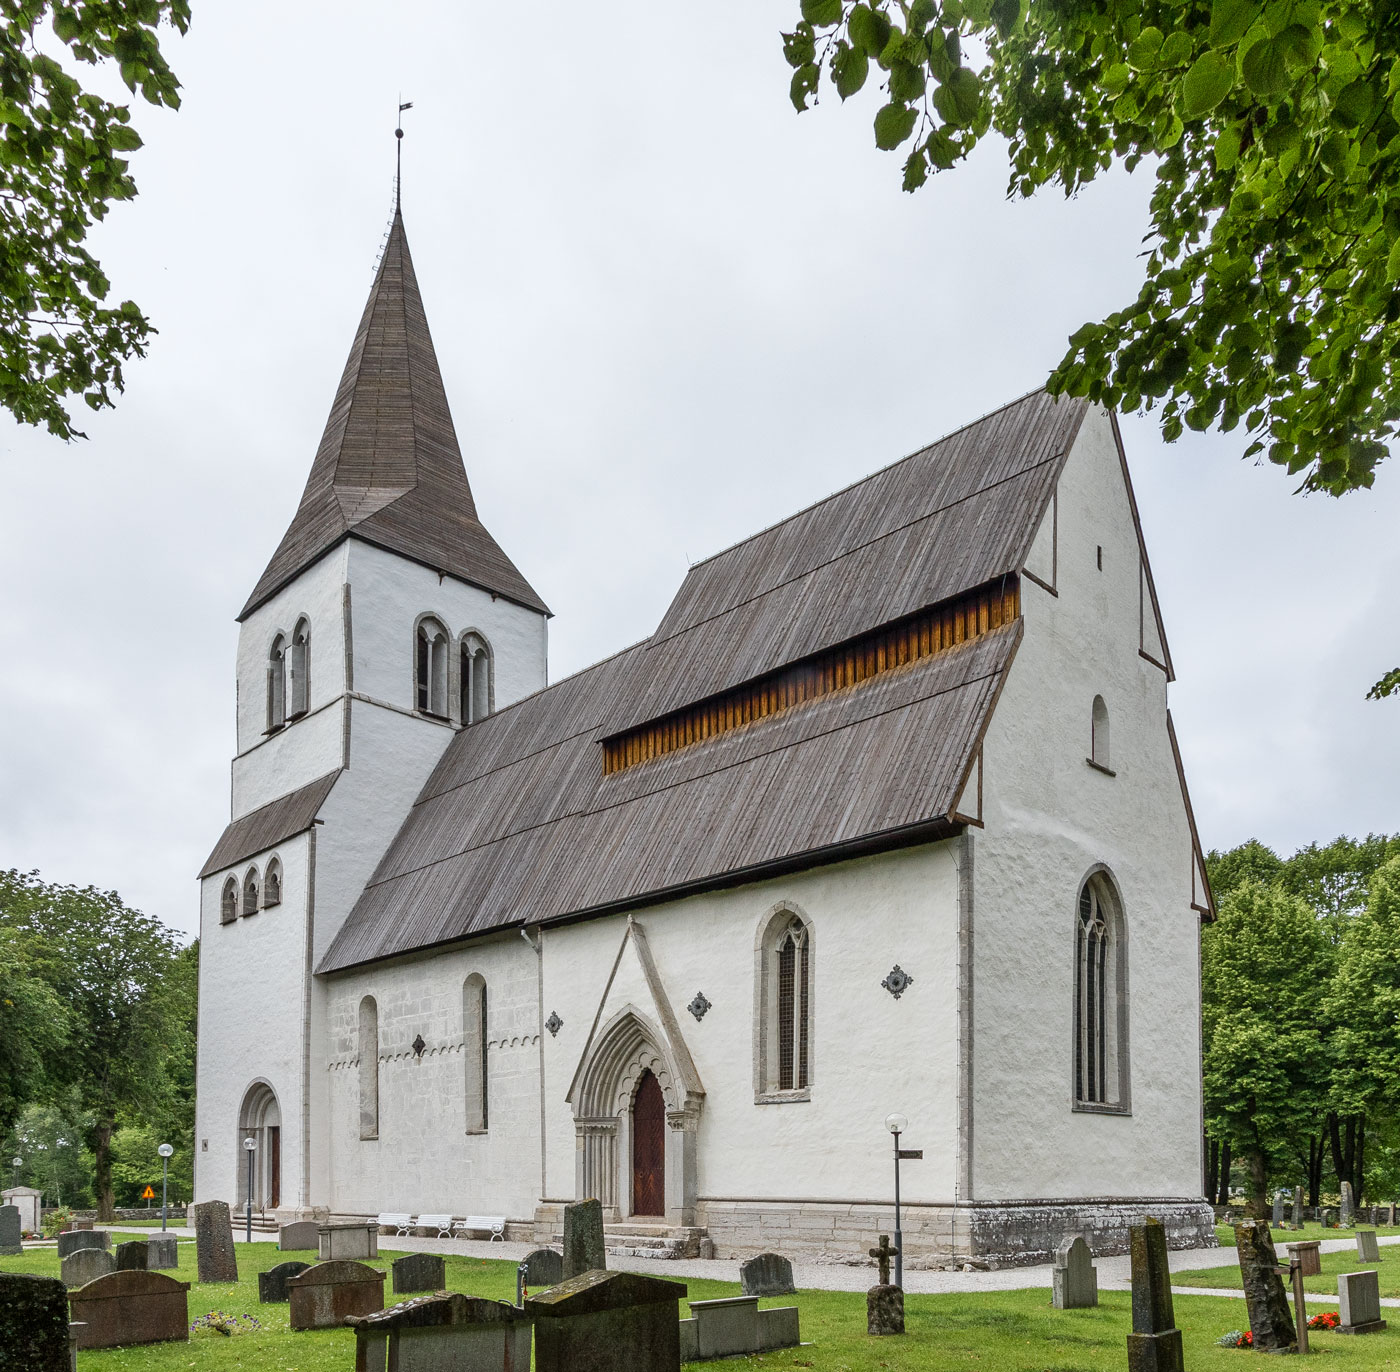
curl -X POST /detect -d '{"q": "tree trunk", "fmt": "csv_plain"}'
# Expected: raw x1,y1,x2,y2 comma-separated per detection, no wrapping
1243,1145,1269,1218
1308,1134,1325,1208
1357,1113,1367,1204
1329,1112,1359,1197
1206,1136,1220,1202
1217,1141,1233,1206
93,1115,115,1223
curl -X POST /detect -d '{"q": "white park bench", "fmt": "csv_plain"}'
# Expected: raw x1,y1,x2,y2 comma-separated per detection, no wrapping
376,1212,414,1236
416,1213,455,1238
453,1214,506,1242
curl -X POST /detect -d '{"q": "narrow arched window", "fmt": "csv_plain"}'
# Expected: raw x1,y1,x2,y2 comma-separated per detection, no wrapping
242,866,260,916
359,996,379,1140
756,906,813,1098
460,633,492,725
463,974,488,1133
289,619,310,718
267,635,287,731
1091,695,1110,769
220,877,238,924
264,856,282,908
1074,873,1128,1109
415,617,449,716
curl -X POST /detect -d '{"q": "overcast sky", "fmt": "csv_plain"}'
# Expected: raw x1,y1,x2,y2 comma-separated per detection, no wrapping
1,0,1396,943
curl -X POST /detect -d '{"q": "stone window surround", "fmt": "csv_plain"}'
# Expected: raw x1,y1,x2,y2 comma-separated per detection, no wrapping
411,613,496,728
463,973,488,1135
264,616,311,735
1070,864,1132,1117
752,900,815,1105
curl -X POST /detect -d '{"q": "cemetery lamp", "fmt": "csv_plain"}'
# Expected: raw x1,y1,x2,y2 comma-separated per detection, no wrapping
158,1143,174,1233
9,1155,19,1189
885,1115,908,1291
242,1136,257,1245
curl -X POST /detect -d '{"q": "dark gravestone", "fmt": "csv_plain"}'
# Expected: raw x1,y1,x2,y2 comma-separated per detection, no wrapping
1234,1220,1296,1353
1341,1181,1355,1227
522,1247,565,1288
190,1199,238,1283
68,1270,190,1350
287,1260,385,1331
0,1273,71,1372
349,1291,534,1369
0,1205,21,1256
562,1198,607,1280
61,1247,115,1288
114,1240,149,1271
56,1229,108,1259
1272,1193,1285,1228
528,1269,686,1372
278,1220,318,1251
146,1235,178,1270
867,1234,904,1336
392,1251,446,1294
740,1251,795,1297
1294,1187,1305,1230
1127,1219,1183,1372
258,1261,311,1304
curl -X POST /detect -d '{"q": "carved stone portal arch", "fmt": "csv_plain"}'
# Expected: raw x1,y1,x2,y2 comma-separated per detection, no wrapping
236,1081,281,1211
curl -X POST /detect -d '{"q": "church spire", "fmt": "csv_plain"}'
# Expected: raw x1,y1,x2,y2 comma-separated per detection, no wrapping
241,210,547,621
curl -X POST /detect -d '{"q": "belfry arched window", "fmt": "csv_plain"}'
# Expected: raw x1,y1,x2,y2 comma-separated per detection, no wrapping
242,866,260,917
220,877,238,925
289,619,310,718
359,996,379,1141
1074,872,1129,1110
264,856,282,909
415,617,449,717
755,904,813,1099
267,634,287,731
1091,695,1110,769
463,974,488,1133
461,632,492,725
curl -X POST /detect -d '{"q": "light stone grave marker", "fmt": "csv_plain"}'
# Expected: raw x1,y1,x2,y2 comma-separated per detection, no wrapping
1052,1235,1098,1309
1,1187,42,1234
0,1272,71,1371
61,1247,115,1289
190,1200,238,1283
278,1220,318,1251
67,1269,190,1350
1127,1219,1183,1372
1272,1194,1285,1228
1357,1229,1381,1262
1294,1187,1305,1229
1338,1269,1387,1334
146,1235,178,1270
679,1293,801,1362
317,1221,378,1261
1234,1219,1296,1354
1341,1182,1355,1227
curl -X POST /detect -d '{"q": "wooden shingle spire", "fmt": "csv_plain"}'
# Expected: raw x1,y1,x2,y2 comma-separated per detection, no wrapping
240,210,547,620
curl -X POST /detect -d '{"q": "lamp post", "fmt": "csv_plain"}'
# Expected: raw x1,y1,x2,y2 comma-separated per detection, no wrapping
9,1156,20,1190
242,1137,256,1244
884,1114,922,1290
158,1144,173,1233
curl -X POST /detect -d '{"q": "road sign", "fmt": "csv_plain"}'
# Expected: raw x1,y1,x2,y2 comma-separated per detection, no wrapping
141,1185,155,1199
896,1149,923,1160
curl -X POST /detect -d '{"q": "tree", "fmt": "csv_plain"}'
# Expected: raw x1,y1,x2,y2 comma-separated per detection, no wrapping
0,930,68,1135
0,870,184,1221
783,0,1400,499
1207,839,1284,904
0,0,188,439
1283,834,1400,929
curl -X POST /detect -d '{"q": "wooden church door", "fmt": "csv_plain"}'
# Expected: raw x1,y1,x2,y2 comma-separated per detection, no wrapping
631,1070,665,1217
268,1126,280,1209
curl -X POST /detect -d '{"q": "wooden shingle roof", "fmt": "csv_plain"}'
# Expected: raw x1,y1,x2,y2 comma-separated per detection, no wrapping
199,769,341,879
240,212,548,620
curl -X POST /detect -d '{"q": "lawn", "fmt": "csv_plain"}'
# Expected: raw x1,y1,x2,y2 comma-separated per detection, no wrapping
1179,1244,1400,1300
8,1241,1400,1369
1213,1222,1400,1247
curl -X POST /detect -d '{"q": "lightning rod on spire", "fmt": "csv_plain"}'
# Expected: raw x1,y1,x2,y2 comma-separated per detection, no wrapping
395,98,413,212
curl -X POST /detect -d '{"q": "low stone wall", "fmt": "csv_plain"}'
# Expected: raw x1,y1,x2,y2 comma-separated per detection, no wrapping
59,1208,188,1223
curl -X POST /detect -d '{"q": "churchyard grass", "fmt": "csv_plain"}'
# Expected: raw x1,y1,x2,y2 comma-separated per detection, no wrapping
1213,1221,1400,1246
1178,1245,1400,1299
8,1242,1400,1369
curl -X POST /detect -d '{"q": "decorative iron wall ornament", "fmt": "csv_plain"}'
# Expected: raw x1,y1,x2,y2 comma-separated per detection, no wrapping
687,992,712,1021
881,965,914,999
545,1011,563,1037
411,1034,426,1058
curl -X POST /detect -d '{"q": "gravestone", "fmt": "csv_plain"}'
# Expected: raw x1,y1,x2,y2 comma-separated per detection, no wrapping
278,1220,318,1251
1,1186,42,1234
1390,1204,1397,1227
67,1270,190,1350
349,1291,534,1371
561,1198,606,1280
521,1247,564,1288
392,1252,446,1295
1272,1193,1285,1228
867,1234,904,1336
61,1247,115,1288
678,1293,802,1361
56,1229,108,1259
1341,1181,1355,1227
1052,1235,1098,1309
258,1260,311,1304
287,1259,385,1331
1234,1220,1296,1354
528,1269,686,1372
71,1218,93,1231
146,1235,178,1270
1287,1240,1323,1276
190,1199,238,1283
1357,1229,1381,1262
740,1252,795,1297
1338,1269,1387,1334
1127,1218,1183,1372
317,1221,378,1261
114,1240,148,1271
0,1205,21,1256
0,1273,71,1372
1294,1187,1305,1229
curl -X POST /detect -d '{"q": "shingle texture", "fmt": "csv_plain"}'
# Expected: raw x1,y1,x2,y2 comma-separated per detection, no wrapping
318,391,1087,973
200,770,341,879
240,212,547,620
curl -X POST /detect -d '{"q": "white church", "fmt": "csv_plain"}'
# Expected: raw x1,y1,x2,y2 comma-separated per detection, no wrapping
194,209,1218,1265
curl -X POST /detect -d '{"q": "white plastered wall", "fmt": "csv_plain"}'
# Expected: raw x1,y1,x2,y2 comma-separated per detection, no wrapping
971,404,1204,1202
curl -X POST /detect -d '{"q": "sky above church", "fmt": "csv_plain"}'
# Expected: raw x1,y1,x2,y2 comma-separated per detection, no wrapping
1,0,1396,941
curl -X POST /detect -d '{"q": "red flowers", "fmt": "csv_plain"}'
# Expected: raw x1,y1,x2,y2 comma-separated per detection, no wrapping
1308,1311,1340,1330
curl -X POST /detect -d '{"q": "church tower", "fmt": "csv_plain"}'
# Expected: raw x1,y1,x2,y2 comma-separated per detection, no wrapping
193,210,549,1217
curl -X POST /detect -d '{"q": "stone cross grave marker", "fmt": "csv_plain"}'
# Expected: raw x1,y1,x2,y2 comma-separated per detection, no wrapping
1127,1218,1183,1372
350,1291,535,1371
1234,1220,1296,1354
1052,1235,1098,1309
1357,1229,1381,1262
0,1273,71,1372
68,1270,191,1350
1294,1187,1305,1229
1272,1193,1285,1228
258,1261,311,1304
527,1268,686,1372
740,1251,796,1298
867,1234,904,1336
56,1229,107,1260
561,1198,606,1279
190,1200,238,1283
870,1234,897,1286
1338,1269,1388,1334
146,1235,178,1270
391,1252,445,1295
114,1240,148,1271
287,1260,385,1331
0,1205,21,1256
61,1247,115,1289
1342,1181,1355,1227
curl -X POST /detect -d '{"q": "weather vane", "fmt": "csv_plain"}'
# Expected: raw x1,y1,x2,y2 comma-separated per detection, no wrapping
395,98,413,210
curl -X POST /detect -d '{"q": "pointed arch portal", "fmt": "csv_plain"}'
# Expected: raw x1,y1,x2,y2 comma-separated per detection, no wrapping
237,1082,281,1211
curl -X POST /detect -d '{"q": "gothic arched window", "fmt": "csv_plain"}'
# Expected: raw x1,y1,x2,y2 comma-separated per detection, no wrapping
220,877,238,924
415,617,449,717
755,905,813,1099
1074,873,1129,1110
264,856,282,909
463,974,488,1133
289,619,311,718
267,634,287,731
460,632,492,725
242,866,260,917
1091,695,1111,770
359,996,379,1140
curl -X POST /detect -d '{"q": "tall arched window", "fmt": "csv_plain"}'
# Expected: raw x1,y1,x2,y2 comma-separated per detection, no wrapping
263,856,282,908
755,904,813,1099
1074,872,1129,1110
463,974,488,1133
267,634,287,731
289,619,310,718
415,617,449,716
1091,695,1110,770
220,877,238,924
242,866,260,916
359,996,379,1140
460,632,492,725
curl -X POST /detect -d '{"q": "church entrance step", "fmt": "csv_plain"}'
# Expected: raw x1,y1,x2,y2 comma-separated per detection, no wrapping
548,1222,710,1260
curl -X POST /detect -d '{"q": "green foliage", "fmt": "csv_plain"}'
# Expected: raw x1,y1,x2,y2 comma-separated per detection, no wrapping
0,0,188,440
4,1098,96,1210
1206,838,1284,903
0,930,68,1135
1281,833,1400,927
782,0,1400,496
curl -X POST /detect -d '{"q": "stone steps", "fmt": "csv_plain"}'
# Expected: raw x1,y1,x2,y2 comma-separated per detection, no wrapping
548,1222,710,1260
